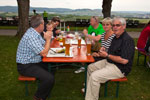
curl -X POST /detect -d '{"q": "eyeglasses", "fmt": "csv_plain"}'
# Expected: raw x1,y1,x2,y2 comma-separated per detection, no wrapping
112,24,121,27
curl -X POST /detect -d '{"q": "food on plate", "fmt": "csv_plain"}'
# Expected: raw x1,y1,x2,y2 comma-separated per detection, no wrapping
59,38,63,42
56,48,65,53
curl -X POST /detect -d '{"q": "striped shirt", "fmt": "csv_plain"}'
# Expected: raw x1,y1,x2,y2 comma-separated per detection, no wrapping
16,27,45,64
101,32,116,51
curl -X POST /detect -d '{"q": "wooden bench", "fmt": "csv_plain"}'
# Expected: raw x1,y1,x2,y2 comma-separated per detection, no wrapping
104,77,128,98
18,75,36,96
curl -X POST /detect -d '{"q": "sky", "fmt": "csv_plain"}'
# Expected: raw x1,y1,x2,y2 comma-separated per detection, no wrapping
0,0,150,11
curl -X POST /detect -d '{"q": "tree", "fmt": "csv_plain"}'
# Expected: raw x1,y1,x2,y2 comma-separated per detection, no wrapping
15,0,113,37
102,0,113,18
16,0,30,37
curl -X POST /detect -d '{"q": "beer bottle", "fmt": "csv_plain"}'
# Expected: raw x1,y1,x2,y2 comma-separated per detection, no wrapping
67,26,70,32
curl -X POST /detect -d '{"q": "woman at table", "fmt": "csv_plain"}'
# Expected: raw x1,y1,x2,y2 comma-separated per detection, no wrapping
92,17,115,61
42,16,61,38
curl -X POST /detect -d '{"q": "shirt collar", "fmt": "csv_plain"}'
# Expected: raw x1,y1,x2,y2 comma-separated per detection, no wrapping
30,27,41,38
115,31,126,39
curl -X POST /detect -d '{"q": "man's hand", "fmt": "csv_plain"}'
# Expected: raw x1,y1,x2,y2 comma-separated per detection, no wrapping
43,31,52,41
40,31,52,57
98,50,108,58
92,52,100,57
99,47,105,52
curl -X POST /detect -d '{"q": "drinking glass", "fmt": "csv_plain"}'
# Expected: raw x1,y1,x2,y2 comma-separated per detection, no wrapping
86,38,92,55
78,36,81,48
62,33,66,46
65,38,71,56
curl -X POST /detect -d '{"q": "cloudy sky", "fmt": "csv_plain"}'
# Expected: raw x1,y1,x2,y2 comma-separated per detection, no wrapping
0,0,150,11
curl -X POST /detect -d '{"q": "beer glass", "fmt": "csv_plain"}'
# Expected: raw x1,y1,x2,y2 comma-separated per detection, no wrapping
62,33,66,46
75,31,79,39
65,38,71,56
86,38,91,55
78,36,81,48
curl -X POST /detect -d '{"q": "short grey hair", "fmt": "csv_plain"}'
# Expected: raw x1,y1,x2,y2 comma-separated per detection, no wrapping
102,17,112,25
112,17,126,25
30,15,43,28
92,16,99,22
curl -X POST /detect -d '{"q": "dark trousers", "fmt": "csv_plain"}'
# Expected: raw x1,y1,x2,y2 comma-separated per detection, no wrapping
17,62,54,100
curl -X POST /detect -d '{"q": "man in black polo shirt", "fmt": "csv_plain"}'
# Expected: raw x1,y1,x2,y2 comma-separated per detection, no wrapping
85,17,135,100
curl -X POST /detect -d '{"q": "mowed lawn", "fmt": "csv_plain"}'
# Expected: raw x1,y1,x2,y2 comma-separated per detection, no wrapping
0,36,150,100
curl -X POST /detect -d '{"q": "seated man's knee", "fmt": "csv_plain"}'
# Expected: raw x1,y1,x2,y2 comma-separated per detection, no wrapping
88,63,94,72
90,72,99,82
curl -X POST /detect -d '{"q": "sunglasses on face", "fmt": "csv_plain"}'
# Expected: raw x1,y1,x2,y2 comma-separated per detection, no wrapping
112,24,121,27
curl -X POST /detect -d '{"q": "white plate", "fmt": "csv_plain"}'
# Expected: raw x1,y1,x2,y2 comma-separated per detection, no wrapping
47,47,73,57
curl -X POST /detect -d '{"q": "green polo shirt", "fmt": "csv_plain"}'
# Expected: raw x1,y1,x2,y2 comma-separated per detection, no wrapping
88,24,105,43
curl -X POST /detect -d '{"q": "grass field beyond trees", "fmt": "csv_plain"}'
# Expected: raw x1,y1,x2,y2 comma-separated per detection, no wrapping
0,36,150,100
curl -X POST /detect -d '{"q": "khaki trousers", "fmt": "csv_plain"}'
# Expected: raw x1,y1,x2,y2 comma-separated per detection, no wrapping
85,59,124,100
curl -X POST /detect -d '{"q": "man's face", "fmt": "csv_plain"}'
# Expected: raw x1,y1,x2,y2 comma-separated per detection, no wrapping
39,20,44,32
112,20,126,36
90,18,97,26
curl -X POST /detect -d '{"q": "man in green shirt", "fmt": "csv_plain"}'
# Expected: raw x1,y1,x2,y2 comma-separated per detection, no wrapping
75,16,105,74
83,16,105,43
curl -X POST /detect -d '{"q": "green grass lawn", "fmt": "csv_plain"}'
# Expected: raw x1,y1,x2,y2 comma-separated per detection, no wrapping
0,36,150,100
0,26,18,30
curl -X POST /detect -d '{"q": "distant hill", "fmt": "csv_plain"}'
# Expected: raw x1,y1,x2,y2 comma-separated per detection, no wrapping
0,6,18,12
0,6,72,13
0,6,102,16
0,6,150,18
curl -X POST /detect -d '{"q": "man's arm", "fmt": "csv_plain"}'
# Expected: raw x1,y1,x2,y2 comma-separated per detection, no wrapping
83,29,101,41
99,51,128,64
107,54,128,64
87,35,101,41
40,31,52,56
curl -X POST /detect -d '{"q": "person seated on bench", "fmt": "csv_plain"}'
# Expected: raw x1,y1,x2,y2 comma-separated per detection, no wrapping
74,16,105,74
137,21,150,53
16,15,54,100
92,17,115,61
85,17,135,100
